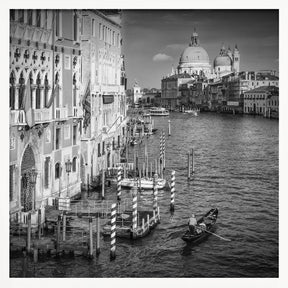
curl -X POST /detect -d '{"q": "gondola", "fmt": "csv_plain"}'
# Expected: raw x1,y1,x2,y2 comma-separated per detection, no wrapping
181,208,218,243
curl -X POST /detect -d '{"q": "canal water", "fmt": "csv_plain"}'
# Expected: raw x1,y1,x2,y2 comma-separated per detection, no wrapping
10,112,279,278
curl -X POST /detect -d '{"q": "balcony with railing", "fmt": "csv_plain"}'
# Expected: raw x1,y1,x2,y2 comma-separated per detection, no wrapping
73,106,83,118
10,110,26,126
55,107,68,120
34,108,53,123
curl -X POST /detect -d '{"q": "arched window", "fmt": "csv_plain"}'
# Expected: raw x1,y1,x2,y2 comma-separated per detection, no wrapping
55,162,60,179
18,71,25,109
73,73,77,107
72,157,77,172
55,72,60,108
36,73,41,109
10,72,16,110
44,74,49,107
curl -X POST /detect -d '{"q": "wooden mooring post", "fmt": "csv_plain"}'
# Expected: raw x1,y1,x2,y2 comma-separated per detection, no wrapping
191,148,195,174
132,186,138,238
96,216,101,256
56,214,61,256
101,169,105,200
26,213,31,253
187,152,191,179
89,217,93,258
168,119,171,136
62,211,66,242
38,208,42,239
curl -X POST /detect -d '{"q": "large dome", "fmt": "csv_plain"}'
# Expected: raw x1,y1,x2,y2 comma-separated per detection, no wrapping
179,46,210,64
214,55,232,68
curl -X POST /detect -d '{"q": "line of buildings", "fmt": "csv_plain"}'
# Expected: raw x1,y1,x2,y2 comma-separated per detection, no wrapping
158,30,279,117
9,10,127,219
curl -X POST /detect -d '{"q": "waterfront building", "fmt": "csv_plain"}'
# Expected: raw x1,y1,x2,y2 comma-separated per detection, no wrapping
220,70,279,113
132,81,143,107
9,10,82,219
243,86,279,118
161,73,192,109
79,10,127,187
179,80,208,108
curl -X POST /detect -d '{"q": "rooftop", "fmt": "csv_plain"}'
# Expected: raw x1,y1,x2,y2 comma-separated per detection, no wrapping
244,86,279,94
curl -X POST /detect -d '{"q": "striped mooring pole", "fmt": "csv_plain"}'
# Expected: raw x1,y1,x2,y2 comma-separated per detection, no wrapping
132,186,138,236
191,148,195,174
153,173,158,215
110,203,117,260
170,170,175,212
162,131,166,169
117,166,122,201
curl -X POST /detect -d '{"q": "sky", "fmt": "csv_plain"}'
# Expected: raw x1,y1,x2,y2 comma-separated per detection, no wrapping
121,10,279,89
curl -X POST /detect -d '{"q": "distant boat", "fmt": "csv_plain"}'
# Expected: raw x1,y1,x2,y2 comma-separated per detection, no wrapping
120,177,166,189
149,107,169,116
184,109,199,116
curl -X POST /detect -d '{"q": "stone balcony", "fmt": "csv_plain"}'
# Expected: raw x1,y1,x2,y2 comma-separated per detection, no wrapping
72,106,83,118
34,108,53,123
55,107,68,120
10,110,26,126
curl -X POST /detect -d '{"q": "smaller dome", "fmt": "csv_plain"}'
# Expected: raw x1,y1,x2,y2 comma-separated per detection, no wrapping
214,55,232,68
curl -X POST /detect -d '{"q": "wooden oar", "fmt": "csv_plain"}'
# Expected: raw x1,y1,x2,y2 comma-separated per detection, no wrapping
199,226,231,242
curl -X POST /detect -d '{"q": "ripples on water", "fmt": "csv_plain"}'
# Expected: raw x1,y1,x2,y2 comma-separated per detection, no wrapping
10,113,279,278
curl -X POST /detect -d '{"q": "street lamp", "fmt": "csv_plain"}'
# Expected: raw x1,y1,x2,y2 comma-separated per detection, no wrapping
65,159,72,198
30,167,37,211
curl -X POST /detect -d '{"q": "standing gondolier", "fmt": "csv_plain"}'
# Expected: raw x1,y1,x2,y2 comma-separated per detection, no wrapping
188,214,197,233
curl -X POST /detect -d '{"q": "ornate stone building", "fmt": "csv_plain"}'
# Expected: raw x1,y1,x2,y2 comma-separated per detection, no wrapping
9,10,82,219
177,30,211,78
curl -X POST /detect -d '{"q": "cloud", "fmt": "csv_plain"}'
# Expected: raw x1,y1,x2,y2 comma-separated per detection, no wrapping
153,53,173,62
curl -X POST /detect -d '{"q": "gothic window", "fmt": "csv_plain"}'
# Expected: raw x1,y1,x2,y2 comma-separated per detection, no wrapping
74,11,78,41
55,72,60,108
98,143,101,157
27,10,33,25
36,10,41,27
36,73,41,109
18,72,25,110
44,74,49,107
44,157,50,188
55,162,60,179
18,10,24,23
73,125,77,145
73,73,77,106
72,157,77,172
102,141,105,155
10,72,15,110
55,128,60,150
10,10,15,21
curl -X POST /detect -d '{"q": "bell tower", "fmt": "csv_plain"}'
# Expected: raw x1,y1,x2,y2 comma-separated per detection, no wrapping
233,44,240,73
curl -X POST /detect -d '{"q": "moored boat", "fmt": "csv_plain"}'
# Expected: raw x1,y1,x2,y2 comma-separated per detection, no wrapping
120,177,166,189
149,107,169,116
181,208,218,243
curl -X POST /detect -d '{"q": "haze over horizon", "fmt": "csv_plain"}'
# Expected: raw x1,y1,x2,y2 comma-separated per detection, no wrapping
121,10,279,89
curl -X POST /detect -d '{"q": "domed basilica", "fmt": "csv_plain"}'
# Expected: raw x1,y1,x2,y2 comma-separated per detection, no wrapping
176,29,240,79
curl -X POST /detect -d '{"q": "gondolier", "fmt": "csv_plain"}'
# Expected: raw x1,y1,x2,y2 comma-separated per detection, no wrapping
188,214,197,233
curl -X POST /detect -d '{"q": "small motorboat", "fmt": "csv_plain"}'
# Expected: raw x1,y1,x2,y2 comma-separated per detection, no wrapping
120,177,166,190
181,208,218,243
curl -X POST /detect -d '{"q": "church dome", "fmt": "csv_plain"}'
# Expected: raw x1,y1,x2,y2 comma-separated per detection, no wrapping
213,55,232,68
179,46,210,64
